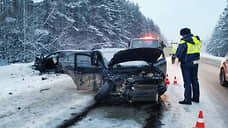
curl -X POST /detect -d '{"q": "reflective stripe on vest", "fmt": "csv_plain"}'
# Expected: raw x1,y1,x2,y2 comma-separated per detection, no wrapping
179,36,201,54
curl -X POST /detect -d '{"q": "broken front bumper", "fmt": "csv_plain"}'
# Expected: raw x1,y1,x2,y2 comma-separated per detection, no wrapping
124,85,167,102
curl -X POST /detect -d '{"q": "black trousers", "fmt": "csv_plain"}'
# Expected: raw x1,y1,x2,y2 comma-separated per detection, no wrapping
181,62,200,103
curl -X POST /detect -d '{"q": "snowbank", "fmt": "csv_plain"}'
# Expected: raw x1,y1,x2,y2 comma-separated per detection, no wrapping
200,52,224,67
32,0,44,3
0,63,95,128
201,52,224,62
0,63,64,98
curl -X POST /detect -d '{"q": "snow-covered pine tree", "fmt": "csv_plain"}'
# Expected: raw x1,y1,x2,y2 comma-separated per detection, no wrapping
207,3,228,57
0,0,164,63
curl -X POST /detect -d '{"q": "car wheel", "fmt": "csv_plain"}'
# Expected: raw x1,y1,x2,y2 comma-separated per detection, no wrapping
94,81,112,102
220,69,228,86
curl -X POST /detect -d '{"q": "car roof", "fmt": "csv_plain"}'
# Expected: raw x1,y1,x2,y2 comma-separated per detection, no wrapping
56,50,90,52
131,38,159,41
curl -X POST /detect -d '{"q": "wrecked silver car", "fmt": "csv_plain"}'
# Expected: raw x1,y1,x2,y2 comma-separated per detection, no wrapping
34,48,167,103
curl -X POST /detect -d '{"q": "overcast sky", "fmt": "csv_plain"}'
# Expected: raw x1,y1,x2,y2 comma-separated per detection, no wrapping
129,0,226,42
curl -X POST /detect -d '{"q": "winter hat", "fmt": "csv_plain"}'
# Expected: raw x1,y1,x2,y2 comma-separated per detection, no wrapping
180,28,191,36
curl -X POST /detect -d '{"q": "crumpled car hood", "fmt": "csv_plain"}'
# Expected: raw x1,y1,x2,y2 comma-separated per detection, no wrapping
108,48,163,67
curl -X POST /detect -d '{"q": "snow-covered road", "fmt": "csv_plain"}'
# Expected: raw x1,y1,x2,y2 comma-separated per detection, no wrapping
70,58,228,128
161,59,227,128
0,58,228,128
0,63,95,128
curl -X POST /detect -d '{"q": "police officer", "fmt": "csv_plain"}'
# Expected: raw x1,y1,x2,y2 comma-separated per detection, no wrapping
172,45,177,64
175,28,201,105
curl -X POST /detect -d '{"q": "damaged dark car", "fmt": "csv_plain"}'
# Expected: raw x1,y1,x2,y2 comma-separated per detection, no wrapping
34,50,81,73
34,48,167,103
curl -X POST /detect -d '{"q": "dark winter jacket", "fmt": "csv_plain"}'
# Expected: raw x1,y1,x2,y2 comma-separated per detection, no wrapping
175,34,201,64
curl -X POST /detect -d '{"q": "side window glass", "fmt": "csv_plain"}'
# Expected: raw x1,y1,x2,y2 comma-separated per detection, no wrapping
59,52,74,67
76,55,93,67
47,53,58,59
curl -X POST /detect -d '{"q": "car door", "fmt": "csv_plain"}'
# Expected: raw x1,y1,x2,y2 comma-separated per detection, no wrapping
58,51,75,72
44,52,60,70
72,52,104,91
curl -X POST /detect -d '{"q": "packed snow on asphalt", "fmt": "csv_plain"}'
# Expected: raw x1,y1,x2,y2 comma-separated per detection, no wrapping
0,54,227,128
161,57,226,128
0,63,95,128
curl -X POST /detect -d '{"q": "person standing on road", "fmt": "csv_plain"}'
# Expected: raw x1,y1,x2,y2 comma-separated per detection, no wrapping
159,40,166,50
171,44,177,64
175,28,201,105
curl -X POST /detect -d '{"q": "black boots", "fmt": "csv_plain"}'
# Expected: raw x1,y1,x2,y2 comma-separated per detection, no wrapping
191,98,199,103
179,100,192,105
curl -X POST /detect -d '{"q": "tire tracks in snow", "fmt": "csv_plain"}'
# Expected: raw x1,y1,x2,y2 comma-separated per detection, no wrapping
56,103,99,128
57,101,165,128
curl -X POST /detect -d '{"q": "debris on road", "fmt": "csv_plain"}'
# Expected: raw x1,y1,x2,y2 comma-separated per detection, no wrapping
40,88,50,93
41,77,48,80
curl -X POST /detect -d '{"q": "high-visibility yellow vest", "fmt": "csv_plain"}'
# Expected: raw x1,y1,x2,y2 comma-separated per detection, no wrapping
179,36,201,54
172,46,177,54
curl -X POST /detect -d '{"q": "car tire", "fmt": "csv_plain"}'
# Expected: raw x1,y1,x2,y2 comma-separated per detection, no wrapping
94,81,112,102
220,69,228,87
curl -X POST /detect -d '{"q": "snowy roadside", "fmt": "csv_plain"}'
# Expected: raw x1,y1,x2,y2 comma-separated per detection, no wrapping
0,63,95,128
200,53,224,67
161,57,226,128
164,47,224,67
